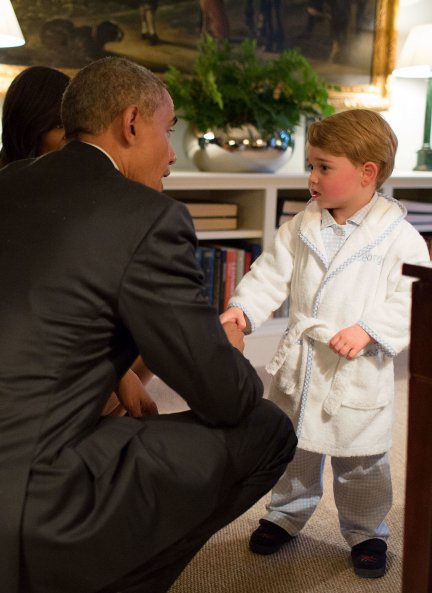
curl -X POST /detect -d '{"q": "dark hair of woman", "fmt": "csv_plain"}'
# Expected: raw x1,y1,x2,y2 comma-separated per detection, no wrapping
0,66,70,167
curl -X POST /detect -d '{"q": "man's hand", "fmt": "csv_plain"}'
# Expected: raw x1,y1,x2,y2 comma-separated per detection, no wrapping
223,321,245,353
329,324,374,360
101,392,127,417
130,355,154,384
116,369,159,417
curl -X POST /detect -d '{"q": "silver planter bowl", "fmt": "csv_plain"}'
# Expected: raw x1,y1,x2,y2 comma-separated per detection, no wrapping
184,124,294,173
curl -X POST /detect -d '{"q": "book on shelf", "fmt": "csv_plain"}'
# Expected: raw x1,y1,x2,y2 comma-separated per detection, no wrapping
399,200,432,213
212,248,224,311
192,217,238,231
398,200,432,233
244,249,252,275
406,213,432,224
183,201,238,218
196,246,216,305
277,199,307,227
409,223,432,233
235,248,245,286
216,246,237,311
280,199,308,214
182,201,239,232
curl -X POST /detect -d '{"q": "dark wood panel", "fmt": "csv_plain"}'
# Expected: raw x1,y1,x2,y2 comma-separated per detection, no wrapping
402,264,432,593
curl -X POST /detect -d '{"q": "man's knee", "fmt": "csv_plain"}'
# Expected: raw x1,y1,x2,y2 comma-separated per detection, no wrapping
225,399,297,481
250,399,297,462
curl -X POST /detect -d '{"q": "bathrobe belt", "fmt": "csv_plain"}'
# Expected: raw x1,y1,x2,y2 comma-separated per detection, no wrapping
266,316,354,417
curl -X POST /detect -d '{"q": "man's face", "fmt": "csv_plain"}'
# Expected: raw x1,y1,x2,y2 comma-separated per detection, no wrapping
132,89,177,191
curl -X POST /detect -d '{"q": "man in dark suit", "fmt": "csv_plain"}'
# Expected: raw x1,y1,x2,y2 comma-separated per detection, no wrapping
0,57,296,593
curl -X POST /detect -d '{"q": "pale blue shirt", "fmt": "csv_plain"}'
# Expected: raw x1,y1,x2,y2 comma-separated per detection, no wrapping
321,194,378,265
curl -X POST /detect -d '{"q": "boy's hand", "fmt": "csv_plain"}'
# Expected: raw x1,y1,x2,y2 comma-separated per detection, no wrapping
219,307,247,331
222,321,245,352
329,324,373,360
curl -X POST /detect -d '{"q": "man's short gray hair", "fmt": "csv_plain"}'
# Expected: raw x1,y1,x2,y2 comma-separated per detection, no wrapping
61,57,168,139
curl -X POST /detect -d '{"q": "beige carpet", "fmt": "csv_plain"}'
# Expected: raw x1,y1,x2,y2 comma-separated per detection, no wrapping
148,351,409,593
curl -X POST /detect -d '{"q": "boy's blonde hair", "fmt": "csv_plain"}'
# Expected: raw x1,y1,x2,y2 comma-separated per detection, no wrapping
307,109,398,188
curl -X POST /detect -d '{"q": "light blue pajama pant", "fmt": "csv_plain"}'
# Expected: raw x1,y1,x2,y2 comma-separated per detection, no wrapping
264,448,392,548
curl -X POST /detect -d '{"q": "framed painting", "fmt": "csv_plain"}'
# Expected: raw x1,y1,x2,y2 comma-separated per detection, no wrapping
0,0,399,110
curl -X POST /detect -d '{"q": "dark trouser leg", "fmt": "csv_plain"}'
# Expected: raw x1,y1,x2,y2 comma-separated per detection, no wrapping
100,399,297,593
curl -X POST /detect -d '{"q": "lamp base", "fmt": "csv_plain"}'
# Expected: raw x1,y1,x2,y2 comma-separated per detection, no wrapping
414,146,432,171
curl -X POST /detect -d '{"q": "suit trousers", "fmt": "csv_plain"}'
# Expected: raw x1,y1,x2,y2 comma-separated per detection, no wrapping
264,448,392,548
96,399,296,593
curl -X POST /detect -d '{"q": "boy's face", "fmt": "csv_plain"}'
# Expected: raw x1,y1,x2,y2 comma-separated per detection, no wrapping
306,144,376,224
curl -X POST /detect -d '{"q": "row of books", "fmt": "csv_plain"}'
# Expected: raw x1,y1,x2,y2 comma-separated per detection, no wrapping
181,197,432,233
196,241,261,313
183,201,239,231
401,200,432,233
277,198,432,234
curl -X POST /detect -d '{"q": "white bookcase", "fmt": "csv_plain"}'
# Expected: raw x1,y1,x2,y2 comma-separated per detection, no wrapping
164,170,432,366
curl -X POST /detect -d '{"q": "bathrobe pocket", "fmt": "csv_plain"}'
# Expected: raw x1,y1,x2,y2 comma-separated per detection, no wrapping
340,352,393,410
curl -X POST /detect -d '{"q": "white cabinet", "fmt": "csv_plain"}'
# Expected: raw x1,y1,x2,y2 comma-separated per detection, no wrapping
164,170,432,366
164,171,308,249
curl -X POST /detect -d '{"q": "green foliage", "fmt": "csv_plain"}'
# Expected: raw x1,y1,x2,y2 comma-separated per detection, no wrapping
165,36,336,136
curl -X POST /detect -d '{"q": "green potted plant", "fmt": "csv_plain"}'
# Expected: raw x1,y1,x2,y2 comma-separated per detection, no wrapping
165,35,335,172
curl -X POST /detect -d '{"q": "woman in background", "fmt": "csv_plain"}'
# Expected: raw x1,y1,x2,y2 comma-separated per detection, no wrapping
0,65,70,166
0,65,156,417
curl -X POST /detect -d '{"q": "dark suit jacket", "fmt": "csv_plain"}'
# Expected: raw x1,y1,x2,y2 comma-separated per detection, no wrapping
0,142,263,592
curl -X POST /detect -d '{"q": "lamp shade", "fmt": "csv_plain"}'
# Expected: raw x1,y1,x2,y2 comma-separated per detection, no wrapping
393,24,432,79
0,0,25,48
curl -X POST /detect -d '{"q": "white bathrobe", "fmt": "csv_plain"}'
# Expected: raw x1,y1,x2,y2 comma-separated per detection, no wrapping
230,194,429,456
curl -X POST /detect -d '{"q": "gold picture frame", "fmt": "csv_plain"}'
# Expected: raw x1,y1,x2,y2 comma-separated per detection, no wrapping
328,0,399,111
0,0,399,110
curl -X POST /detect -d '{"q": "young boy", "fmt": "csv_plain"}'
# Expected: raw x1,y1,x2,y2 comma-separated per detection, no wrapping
220,109,429,578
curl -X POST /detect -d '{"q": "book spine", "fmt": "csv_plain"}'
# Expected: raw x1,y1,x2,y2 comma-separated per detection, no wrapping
280,199,307,213
235,248,245,286
213,247,223,313
201,247,216,306
244,250,252,274
223,248,237,310
195,246,203,266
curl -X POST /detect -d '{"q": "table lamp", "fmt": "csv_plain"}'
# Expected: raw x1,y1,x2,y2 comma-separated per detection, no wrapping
393,24,432,171
0,0,25,48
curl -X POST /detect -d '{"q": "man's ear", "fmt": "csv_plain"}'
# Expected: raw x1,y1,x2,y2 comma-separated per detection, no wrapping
122,105,140,144
361,161,378,186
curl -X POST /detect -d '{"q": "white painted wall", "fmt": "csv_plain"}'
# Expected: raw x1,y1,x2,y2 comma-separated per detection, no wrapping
384,0,432,171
